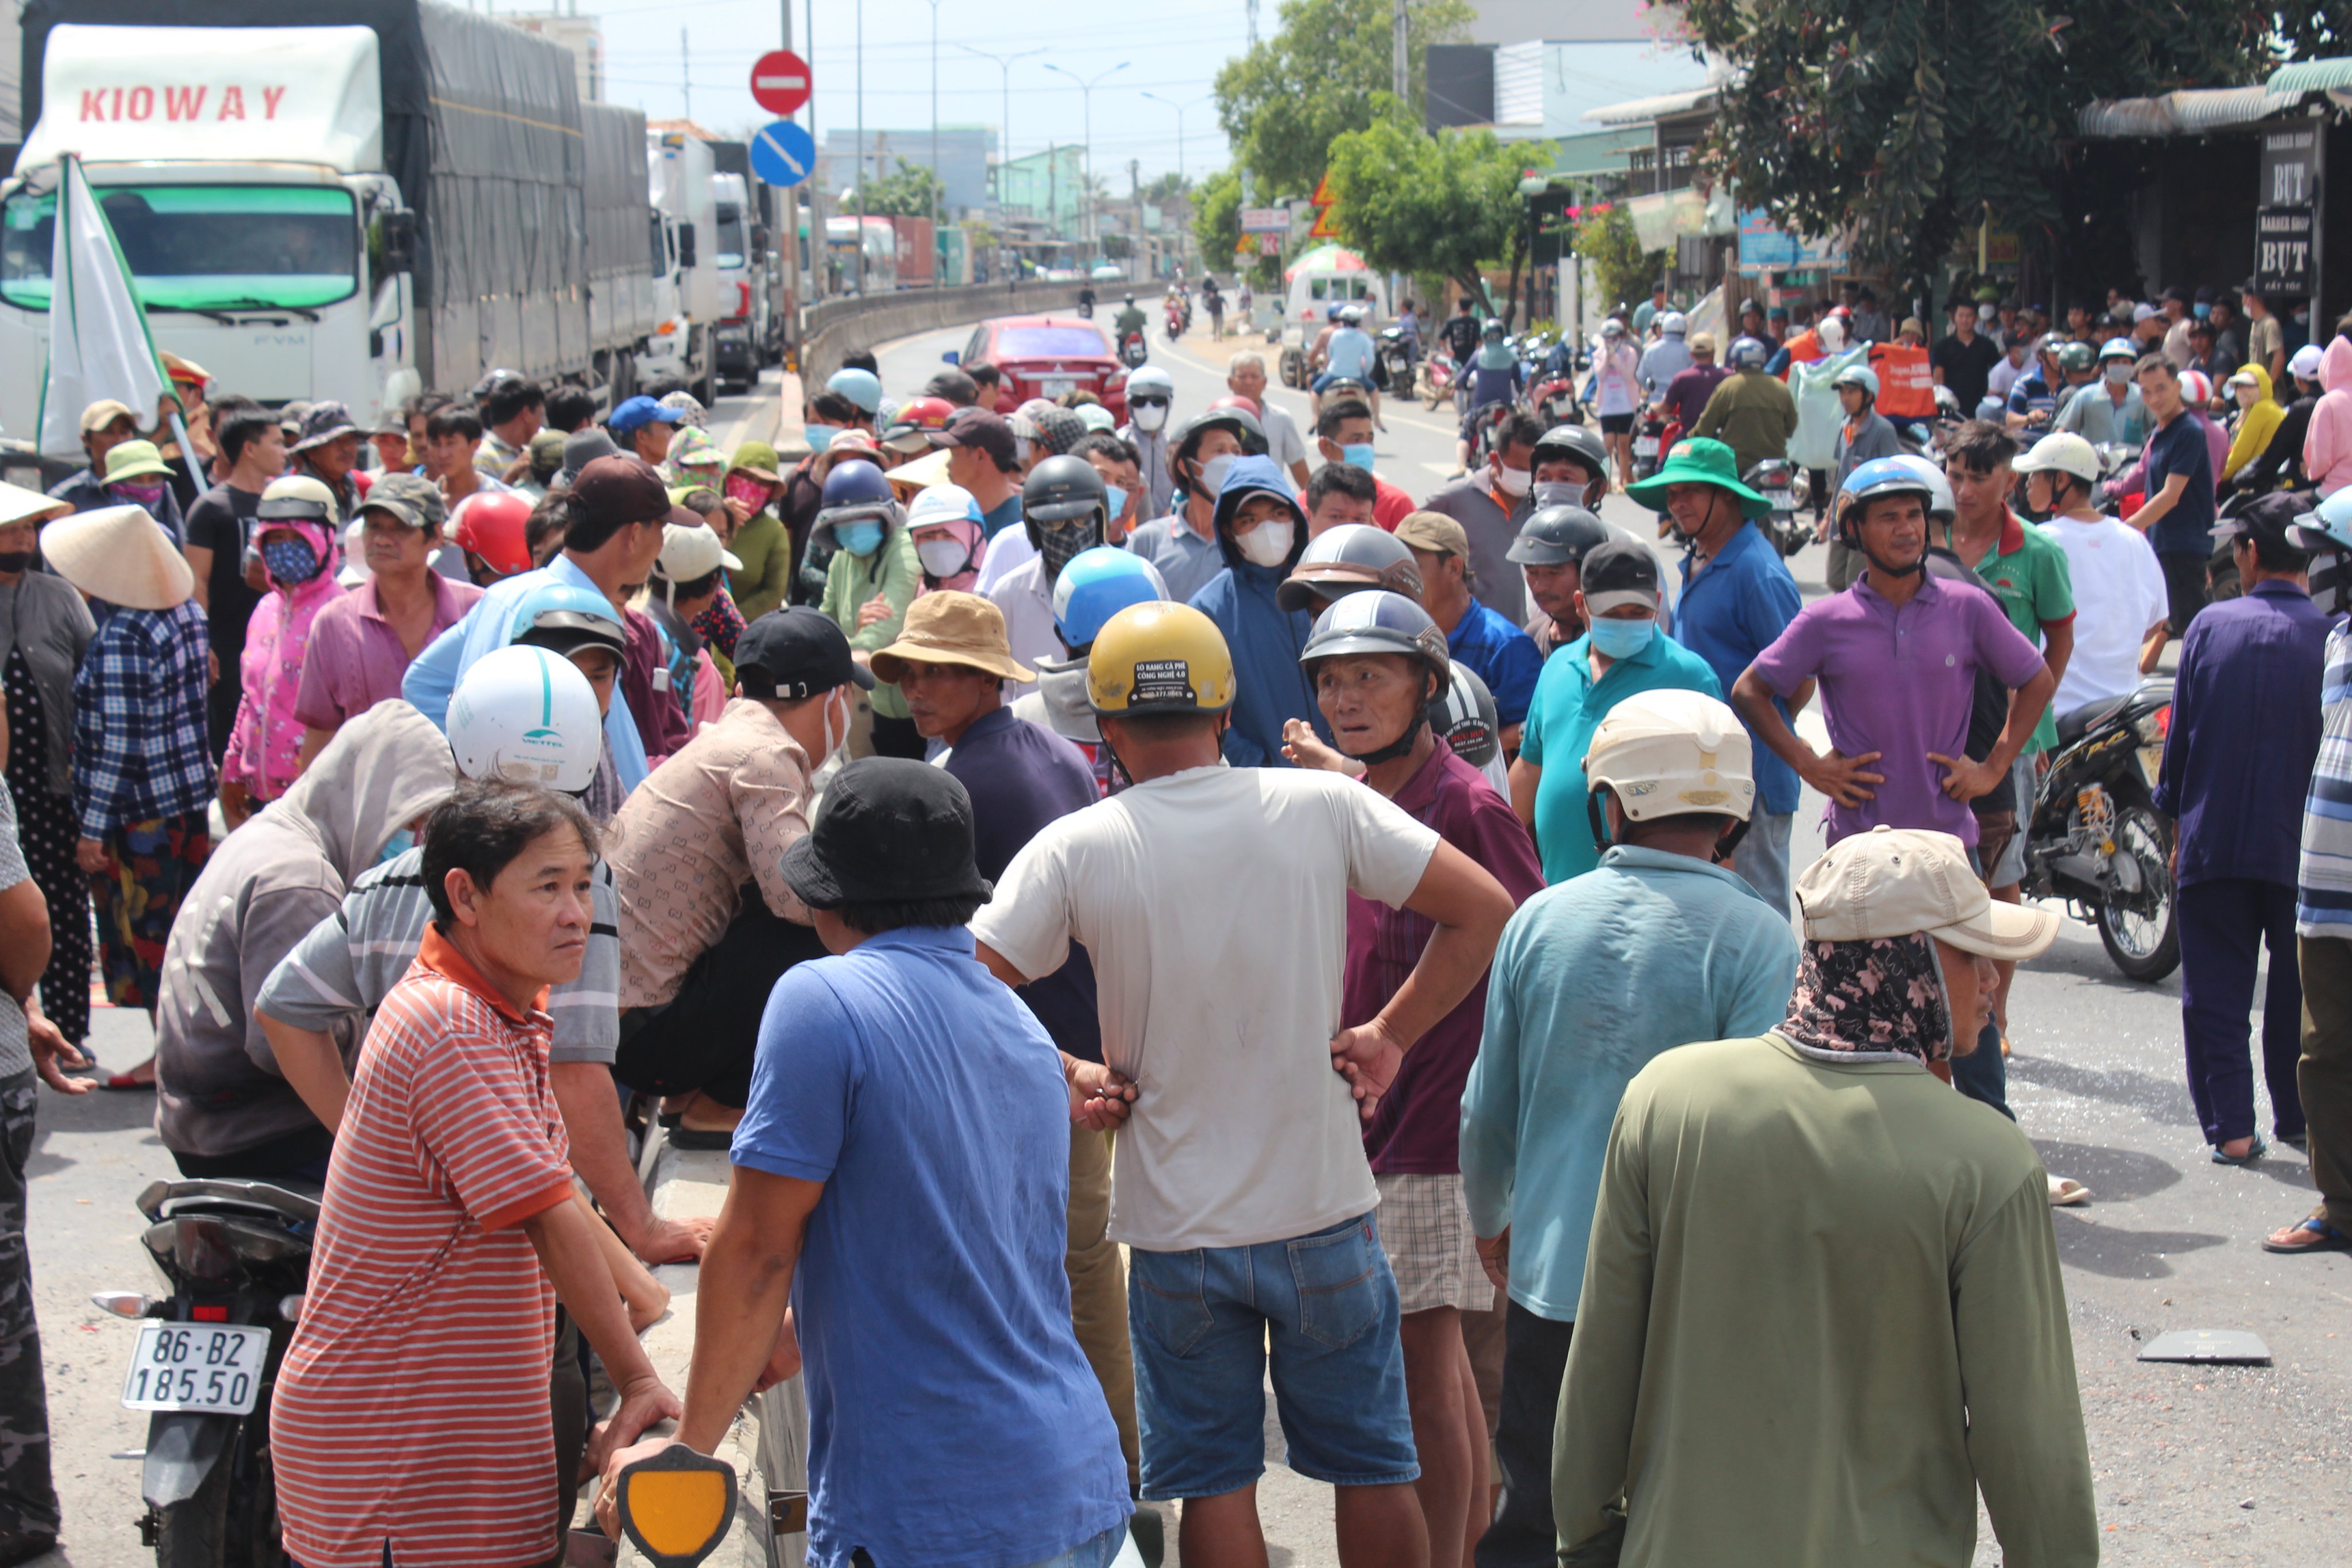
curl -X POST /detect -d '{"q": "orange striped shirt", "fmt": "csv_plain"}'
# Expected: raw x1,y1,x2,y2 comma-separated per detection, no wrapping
271,926,574,1568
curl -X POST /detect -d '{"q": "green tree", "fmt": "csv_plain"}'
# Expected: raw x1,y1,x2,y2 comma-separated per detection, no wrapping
1213,0,1474,199
1573,204,1664,320
856,159,945,219
1324,111,1534,320
1192,167,1244,269
1682,0,2266,286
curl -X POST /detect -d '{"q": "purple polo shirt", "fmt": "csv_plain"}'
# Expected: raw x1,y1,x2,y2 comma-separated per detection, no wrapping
1344,740,1544,1174
1747,571,2045,847
293,573,483,732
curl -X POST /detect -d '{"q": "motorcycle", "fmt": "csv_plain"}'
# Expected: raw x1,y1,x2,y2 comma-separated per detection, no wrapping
1076,298,1094,319
99,1176,318,1567
1376,327,1415,394
2019,679,2180,982
1530,371,1580,426
1164,297,1190,340
1118,330,1149,369
1743,458,1808,557
1418,356,1457,410
1632,409,1669,480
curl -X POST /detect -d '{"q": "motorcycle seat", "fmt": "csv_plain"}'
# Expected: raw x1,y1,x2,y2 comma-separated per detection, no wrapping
2054,694,2129,746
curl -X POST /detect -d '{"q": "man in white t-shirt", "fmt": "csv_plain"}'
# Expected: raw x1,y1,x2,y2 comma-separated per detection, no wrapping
973,602,1513,1568
2015,433,2170,714
1230,351,1311,489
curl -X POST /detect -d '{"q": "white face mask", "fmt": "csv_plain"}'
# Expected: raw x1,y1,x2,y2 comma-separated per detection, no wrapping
1533,480,1583,508
817,687,849,766
1131,403,1168,433
1014,437,1034,465
1236,518,1294,567
1195,453,1236,498
916,538,971,579
1492,462,1532,497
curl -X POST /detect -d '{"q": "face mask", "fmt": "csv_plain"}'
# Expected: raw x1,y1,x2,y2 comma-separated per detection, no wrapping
111,479,167,507
261,536,325,585
1586,617,1655,658
1131,403,1168,433
2193,302,2211,320
820,688,848,764
1341,443,1377,473
835,519,883,557
1104,482,1131,522
1533,481,1584,508
1491,463,1532,497
2105,363,2133,386
802,423,843,447
1235,518,1294,567
1194,453,1235,498
917,538,972,580
724,474,771,512
1038,518,1103,579
0,551,30,575
376,828,416,866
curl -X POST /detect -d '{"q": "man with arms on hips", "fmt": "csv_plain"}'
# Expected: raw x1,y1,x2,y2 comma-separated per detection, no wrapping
971,603,1514,1568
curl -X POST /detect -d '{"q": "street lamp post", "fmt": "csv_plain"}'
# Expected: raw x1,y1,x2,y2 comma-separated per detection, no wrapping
1044,60,1128,267
1141,91,1211,276
927,0,940,289
960,43,1044,283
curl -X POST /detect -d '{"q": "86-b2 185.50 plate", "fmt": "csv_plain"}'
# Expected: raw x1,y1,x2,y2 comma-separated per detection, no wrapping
119,1322,271,1415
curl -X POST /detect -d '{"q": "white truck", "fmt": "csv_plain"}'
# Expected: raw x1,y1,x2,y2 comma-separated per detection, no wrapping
1,0,661,439
639,129,720,405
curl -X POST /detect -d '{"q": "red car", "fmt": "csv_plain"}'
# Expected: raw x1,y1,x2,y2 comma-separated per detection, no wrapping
956,315,1128,422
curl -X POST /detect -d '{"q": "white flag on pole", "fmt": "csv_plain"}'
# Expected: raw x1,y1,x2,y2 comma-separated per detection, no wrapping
37,154,172,460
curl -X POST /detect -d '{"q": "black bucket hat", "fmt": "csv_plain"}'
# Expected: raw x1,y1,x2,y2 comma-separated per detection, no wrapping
781,758,994,910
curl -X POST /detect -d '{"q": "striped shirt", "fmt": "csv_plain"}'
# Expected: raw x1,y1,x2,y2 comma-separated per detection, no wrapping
2301,619,2352,936
271,927,574,1568
254,847,620,1064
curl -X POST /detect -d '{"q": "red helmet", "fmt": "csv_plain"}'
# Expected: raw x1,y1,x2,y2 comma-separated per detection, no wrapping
452,491,535,578
890,395,956,431
1207,393,1262,419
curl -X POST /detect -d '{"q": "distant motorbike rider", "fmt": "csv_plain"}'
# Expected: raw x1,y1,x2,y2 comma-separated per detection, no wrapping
1691,336,1799,479
1114,292,1147,342
1637,311,1693,400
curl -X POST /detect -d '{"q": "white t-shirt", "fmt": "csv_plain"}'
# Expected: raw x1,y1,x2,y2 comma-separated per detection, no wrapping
985,554,1059,701
2038,514,2171,714
972,764,1439,1252
1258,400,1309,472
973,524,1036,596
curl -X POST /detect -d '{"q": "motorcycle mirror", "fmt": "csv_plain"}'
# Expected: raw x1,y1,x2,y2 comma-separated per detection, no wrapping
612,1445,738,1567
940,351,960,366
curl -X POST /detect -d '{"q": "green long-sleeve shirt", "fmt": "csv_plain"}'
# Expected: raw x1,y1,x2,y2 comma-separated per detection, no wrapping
1690,368,1800,476
727,509,794,623
819,527,920,719
1555,1031,2099,1568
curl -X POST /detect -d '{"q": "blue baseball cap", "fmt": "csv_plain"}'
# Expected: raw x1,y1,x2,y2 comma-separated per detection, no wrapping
608,395,686,435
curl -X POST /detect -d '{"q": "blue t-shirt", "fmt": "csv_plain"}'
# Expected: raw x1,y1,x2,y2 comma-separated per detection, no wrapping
2142,411,2216,557
1674,522,1806,815
1324,326,1376,381
982,493,1024,541
731,926,1130,1568
1447,600,1544,728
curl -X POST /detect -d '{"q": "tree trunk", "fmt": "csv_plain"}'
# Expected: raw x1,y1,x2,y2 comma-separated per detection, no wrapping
1501,228,1527,331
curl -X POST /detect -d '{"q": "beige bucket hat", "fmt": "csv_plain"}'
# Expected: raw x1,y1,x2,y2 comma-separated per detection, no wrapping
870,591,1033,685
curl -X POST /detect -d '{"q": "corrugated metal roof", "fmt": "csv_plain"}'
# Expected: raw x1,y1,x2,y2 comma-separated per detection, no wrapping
2267,57,2352,96
1584,85,1715,125
2075,86,2289,139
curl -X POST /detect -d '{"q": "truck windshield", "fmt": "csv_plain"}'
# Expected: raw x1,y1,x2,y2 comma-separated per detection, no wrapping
1,184,358,312
716,204,748,270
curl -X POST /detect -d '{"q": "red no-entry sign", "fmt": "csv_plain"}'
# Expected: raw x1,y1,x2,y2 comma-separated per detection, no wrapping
750,51,812,117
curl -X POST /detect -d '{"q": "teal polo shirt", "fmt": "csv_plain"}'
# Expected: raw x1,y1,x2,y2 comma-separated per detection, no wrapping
1519,627,1724,884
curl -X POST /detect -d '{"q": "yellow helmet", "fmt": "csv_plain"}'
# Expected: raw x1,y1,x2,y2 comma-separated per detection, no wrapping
1087,601,1238,716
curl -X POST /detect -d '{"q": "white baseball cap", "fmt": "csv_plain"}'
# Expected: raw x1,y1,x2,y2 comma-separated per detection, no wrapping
1794,826,2059,961
2291,343,2326,381
2011,431,2100,484
655,521,741,584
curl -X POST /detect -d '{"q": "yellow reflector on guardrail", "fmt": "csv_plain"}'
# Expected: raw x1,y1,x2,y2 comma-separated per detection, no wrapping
616,1445,737,1566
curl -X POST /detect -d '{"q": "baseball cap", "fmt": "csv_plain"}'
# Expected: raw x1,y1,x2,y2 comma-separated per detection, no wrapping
781,757,993,909
928,407,1019,469
1579,536,1660,613
608,395,685,435
1688,330,1717,354
1795,825,2059,961
360,472,447,532
1394,511,1471,559
2210,490,2311,547
292,400,360,451
79,399,136,435
2291,343,2326,380
2133,302,2160,323
655,519,743,584
925,367,980,405
569,454,670,532
734,606,876,700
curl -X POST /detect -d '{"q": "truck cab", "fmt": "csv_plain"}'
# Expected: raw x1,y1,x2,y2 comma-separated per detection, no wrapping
639,130,720,404
710,171,762,393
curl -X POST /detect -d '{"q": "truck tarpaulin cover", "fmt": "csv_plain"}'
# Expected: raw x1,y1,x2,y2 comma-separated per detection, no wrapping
582,102,650,288
22,0,589,392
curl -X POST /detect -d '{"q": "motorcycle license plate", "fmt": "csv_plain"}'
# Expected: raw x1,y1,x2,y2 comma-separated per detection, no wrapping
1037,377,1079,399
1634,436,1660,457
1767,489,1797,510
119,1322,269,1415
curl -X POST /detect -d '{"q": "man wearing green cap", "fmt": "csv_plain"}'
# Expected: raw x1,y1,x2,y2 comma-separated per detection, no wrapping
1625,438,1807,914
1690,343,1798,479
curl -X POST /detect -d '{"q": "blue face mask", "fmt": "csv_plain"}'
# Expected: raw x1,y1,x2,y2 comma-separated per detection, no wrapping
1341,443,1377,473
376,828,416,866
1104,482,1130,521
261,536,325,586
1587,616,1655,659
835,519,883,557
2192,303,2211,320
802,423,843,448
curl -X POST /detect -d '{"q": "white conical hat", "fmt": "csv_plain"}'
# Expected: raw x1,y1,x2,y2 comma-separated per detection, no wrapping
0,481,71,530
38,504,194,611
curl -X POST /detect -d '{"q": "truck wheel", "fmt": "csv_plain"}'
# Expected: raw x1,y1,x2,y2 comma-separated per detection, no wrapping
694,332,719,407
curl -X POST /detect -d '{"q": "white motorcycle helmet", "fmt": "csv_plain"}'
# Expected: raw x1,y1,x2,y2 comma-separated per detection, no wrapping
446,644,605,794
1656,311,1687,337
1584,689,1757,850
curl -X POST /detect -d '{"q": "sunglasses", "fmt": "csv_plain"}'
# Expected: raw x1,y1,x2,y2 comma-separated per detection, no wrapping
1128,395,1171,409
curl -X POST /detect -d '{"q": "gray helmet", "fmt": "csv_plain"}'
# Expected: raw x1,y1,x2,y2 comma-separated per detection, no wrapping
1173,404,1268,459
1728,335,1770,370
1299,589,1450,686
1430,664,1501,769
1505,504,1611,567
1277,523,1424,613
1530,424,1611,483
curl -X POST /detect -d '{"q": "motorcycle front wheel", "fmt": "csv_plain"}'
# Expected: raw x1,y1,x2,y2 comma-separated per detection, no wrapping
2094,805,2181,982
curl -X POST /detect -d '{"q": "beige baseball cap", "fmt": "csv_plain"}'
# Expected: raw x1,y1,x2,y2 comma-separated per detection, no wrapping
656,519,743,584
1394,511,1470,559
1794,825,2059,961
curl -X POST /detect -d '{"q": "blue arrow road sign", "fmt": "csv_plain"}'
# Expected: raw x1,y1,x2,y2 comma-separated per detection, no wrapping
751,120,816,188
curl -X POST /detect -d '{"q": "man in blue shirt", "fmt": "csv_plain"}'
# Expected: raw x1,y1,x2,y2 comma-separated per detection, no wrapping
2131,354,2218,641
1624,438,1806,913
1461,689,1797,1568
2155,495,2332,1165
1395,511,1542,754
600,759,1133,1568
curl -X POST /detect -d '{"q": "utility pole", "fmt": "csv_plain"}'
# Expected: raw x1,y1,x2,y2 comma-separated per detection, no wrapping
927,0,940,289
854,0,864,294
805,0,825,303
1392,0,1407,99
1130,158,1142,281
1043,61,1129,268
679,26,690,121
779,0,804,332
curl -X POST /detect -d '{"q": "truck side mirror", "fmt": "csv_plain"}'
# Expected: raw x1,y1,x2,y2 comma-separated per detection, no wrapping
678,223,698,269
380,211,416,275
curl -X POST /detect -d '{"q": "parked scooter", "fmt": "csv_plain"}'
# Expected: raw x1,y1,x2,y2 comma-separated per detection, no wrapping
2019,679,2180,981
98,1177,318,1567
1744,458,1809,557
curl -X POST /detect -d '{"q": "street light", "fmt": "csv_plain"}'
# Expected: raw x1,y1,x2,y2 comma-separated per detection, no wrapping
927,0,940,289
1141,91,1211,276
960,42,1043,276
1044,60,1129,265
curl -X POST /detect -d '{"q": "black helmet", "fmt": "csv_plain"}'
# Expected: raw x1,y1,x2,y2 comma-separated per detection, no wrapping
1022,454,1110,559
1507,504,1611,567
1278,523,1424,613
1530,424,1611,483
1430,664,1501,768
1300,590,1450,686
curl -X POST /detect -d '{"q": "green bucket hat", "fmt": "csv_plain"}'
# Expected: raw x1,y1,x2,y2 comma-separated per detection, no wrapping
1623,437,1774,518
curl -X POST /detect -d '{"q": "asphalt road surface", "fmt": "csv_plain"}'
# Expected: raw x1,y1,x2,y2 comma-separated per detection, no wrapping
24,325,2347,1566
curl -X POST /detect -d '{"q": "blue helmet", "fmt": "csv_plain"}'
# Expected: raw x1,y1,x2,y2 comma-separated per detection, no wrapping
1727,335,1769,371
2098,337,2138,363
508,583,625,662
1052,547,1168,651
825,366,883,414
820,458,894,510
1837,456,1936,545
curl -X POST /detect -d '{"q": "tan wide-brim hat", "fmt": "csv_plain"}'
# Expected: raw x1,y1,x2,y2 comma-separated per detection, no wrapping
0,481,72,530
1795,825,2059,962
870,590,1033,685
40,504,195,611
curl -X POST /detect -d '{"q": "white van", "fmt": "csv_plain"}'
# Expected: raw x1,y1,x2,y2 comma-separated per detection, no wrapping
1276,244,1386,385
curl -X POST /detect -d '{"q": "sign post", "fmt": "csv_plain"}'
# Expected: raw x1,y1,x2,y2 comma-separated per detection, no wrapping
750,49,813,340
2260,118,2326,330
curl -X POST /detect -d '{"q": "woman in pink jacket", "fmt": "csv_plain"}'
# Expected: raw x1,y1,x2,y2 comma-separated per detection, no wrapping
2303,336,2352,496
221,477,344,821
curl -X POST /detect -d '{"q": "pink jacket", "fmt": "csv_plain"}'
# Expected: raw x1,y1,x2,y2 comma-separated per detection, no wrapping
222,519,343,800
2304,337,2352,496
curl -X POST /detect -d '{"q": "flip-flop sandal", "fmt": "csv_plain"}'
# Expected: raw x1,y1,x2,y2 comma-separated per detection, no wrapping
2048,1176,2091,1206
98,1072,156,1091
667,1126,737,1152
2260,1216,2352,1254
2212,1136,2268,1166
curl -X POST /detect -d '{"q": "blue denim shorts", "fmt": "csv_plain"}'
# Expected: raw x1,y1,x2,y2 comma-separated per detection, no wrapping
1126,1211,1419,1499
